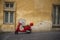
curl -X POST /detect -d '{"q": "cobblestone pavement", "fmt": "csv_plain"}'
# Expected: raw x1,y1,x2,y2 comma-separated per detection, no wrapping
0,31,60,40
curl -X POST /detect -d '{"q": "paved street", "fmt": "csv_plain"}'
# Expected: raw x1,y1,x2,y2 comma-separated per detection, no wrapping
0,31,60,40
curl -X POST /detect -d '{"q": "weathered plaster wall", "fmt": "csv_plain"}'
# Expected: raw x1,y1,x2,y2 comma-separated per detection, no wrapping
31,20,52,32
0,0,3,25
0,0,60,32
16,0,60,32
0,0,3,32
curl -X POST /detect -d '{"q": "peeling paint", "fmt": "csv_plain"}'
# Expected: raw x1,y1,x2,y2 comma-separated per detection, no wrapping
31,21,52,32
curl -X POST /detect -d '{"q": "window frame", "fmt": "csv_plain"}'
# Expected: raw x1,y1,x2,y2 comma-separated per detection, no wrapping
3,1,15,24
4,2,14,8
52,5,60,26
4,11,14,24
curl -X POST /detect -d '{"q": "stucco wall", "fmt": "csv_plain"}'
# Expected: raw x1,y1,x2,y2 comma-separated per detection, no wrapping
0,0,3,32
0,0,60,32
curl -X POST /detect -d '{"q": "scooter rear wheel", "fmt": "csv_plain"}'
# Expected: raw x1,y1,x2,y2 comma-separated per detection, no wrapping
15,31,18,34
26,30,31,34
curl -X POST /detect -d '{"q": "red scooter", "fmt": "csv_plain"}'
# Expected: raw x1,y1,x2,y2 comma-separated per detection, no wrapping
15,22,33,34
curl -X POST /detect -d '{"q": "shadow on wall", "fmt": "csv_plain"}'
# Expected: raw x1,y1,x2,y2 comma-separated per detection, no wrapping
31,20,52,32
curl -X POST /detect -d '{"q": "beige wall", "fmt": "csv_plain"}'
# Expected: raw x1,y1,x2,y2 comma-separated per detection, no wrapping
0,0,60,32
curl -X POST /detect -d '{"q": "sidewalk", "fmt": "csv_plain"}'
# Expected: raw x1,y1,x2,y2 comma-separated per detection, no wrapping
0,31,60,40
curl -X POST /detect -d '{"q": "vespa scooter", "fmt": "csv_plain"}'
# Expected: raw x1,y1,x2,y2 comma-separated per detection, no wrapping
15,22,33,34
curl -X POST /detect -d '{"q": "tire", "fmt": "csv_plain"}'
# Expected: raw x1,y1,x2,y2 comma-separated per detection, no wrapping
15,31,18,34
26,30,31,34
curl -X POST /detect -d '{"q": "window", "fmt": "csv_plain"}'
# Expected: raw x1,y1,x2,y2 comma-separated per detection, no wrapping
52,5,60,26
4,11,8,23
4,2,15,24
5,2,14,8
4,11,14,24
